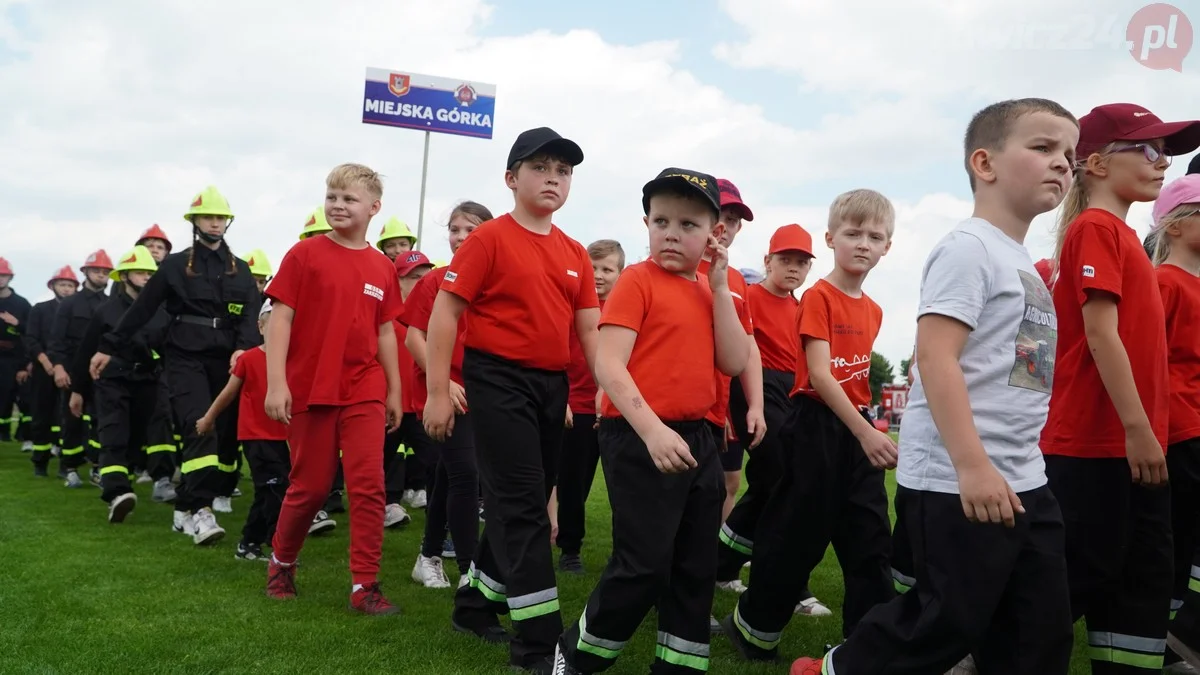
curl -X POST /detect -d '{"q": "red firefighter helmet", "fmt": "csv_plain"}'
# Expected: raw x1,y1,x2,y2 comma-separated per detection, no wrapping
0,257,12,276
47,265,79,289
137,224,173,252
80,249,114,271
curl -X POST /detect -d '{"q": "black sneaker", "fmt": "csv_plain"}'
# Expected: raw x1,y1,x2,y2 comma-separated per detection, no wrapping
511,655,554,674
558,553,584,576
720,613,779,662
236,541,266,561
552,642,582,675
324,491,346,514
32,463,48,477
452,617,512,644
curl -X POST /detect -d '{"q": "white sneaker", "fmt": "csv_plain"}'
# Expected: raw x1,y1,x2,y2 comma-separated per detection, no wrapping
108,492,137,524
172,510,194,535
384,503,411,529
412,554,451,588
457,574,470,589
171,468,181,484
410,489,427,509
152,477,176,503
212,496,233,513
795,596,833,617
309,510,337,535
135,471,153,484
50,444,60,457
402,489,416,506
192,507,225,546
716,580,748,594
232,487,243,497
21,440,33,452
64,470,83,488
944,654,977,675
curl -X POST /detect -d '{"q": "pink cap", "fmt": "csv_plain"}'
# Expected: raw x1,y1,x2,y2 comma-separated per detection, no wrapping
717,179,754,222
394,250,433,277
1152,174,1200,229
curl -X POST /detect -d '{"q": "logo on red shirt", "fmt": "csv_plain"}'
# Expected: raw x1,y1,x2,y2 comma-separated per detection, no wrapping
444,271,458,282
1082,265,1096,278
363,283,384,301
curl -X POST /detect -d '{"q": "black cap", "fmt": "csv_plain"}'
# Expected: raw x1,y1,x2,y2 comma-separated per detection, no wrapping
506,127,584,170
1188,152,1200,175
641,168,721,216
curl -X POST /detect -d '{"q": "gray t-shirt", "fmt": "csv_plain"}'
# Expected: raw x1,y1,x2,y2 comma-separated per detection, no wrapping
897,218,1057,495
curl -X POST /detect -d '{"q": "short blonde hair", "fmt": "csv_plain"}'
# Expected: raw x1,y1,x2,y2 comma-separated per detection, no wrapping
587,239,626,269
327,163,383,199
828,189,895,235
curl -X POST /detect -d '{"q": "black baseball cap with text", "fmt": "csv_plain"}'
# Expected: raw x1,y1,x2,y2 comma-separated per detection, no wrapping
641,168,721,216
1189,153,1200,175
507,127,584,169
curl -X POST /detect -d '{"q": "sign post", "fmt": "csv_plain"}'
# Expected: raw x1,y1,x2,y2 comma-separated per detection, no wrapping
362,68,497,249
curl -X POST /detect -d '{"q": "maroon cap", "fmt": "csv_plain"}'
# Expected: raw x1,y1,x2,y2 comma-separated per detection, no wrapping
717,178,754,222
394,250,433,277
1077,103,1200,159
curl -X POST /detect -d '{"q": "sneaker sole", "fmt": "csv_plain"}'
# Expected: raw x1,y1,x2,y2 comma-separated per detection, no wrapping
108,497,136,524
384,518,410,529
349,602,401,616
309,522,337,536
194,528,226,546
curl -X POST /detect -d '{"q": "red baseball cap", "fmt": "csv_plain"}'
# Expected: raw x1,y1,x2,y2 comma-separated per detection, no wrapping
394,250,433,277
1076,103,1200,159
717,179,754,222
768,224,814,256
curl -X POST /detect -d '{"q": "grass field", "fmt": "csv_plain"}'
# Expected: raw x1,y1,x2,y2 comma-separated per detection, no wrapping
0,441,1095,674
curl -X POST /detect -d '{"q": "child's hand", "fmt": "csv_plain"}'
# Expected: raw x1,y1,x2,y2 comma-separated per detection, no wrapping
706,235,730,292
88,353,110,381
68,392,84,418
565,404,574,429
957,462,1024,528
196,415,213,436
449,380,468,414
744,408,766,449
857,428,898,469
1126,424,1168,486
645,423,696,474
424,395,455,442
265,385,292,424
229,349,245,373
386,390,403,433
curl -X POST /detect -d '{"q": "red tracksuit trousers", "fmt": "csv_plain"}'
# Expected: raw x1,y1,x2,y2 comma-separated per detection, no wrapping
271,402,385,584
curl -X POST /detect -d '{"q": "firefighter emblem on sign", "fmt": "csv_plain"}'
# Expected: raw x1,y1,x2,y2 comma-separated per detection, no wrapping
389,73,411,97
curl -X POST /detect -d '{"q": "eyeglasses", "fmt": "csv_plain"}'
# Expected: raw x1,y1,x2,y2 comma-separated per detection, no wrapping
1107,142,1171,166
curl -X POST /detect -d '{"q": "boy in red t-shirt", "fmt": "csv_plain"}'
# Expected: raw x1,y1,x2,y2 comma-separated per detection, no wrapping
555,238,624,576
197,301,292,561
725,189,898,661
262,163,405,615
554,168,749,674
424,128,599,673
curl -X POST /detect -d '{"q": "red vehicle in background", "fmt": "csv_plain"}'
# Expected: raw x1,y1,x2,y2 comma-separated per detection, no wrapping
874,384,909,432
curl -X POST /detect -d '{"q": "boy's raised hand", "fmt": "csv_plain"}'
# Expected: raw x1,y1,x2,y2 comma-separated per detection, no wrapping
958,462,1024,528
1126,423,1168,486
645,423,697,474
265,385,292,424
706,235,729,292
857,428,898,469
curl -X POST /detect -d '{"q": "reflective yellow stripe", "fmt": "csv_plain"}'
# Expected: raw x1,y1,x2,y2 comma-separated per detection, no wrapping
181,455,238,474
60,445,85,456
145,444,175,454
99,465,127,475
88,439,101,449
82,415,91,422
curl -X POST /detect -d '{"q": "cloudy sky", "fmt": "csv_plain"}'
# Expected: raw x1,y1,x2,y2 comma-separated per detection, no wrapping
1,0,1196,369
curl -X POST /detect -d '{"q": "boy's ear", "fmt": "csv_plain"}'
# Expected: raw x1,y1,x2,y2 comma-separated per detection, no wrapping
969,148,997,187
825,230,835,249
369,199,382,217
643,215,650,229
762,253,771,268
711,221,726,241
504,169,518,190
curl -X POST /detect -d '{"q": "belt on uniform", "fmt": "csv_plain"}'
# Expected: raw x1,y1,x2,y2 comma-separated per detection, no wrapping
174,314,227,329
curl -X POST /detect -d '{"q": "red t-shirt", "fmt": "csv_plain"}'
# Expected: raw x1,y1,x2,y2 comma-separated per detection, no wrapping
1157,264,1200,445
697,260,753,427
265,236,403,414
599,261,716,421
401,267,465,418
791,279,882,410
394,319,416,414
749,283,800,373
567,298,604,415
441,214,600,371
1041,209,1169,458
232,346,287,441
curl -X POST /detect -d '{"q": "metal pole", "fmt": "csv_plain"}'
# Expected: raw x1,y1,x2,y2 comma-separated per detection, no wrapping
415,130,431,250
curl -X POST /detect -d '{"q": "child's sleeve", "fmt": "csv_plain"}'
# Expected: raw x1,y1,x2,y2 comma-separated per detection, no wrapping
732,273,753,334
400,274,435,331
916,231,991,330
797,287,832,343
598,266,647,334
574,245,600,310
378,267,404,325
265,245,306,310
1067,214,1124,305
231,352,248,380
441,230,491,303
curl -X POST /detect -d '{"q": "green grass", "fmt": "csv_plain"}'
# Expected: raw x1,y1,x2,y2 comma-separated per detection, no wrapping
0,442,1093,674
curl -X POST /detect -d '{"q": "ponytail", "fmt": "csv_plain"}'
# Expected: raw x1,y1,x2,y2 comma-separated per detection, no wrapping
185,233,198,277
221,239,237,276
1051,170,1090,284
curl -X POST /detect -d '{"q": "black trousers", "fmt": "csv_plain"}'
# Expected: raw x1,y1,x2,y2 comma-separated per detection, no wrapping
732,396,893,652
14,375,31,441
241,439,290,546
29,366,59,467
1169,439,1200,653
560,418,723,674
422,412,479,574
165,350,239,512
717,369,795,581
452,349,566,669
58,388,88,470
384,414,436,505
1046,455,1174,674
94,375,176,503
828,486,1073,674
556,412,600,557
0,357,18,440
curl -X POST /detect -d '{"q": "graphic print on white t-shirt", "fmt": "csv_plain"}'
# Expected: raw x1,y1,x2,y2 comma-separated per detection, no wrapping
1008,270,1057,393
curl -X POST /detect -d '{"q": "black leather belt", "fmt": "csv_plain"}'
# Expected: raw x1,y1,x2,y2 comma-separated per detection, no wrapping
175,314,226,329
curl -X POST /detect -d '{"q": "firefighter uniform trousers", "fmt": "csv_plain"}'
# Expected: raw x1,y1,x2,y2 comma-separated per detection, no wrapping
95,368,176,502
555,411,600,558
716,369,794,581
1170,438,1200,659
453,349,566,668
84,399,102,466
167,350,241,512
241,440,290,546
14,376,32,441
0,355,18,439
58,389,88,470
732,396,894,653
1047,455,1174,674
29,365,60,467
560,418,723,673
826,486,1073,674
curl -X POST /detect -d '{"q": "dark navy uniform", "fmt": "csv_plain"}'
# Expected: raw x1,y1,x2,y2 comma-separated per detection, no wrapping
23,298,62,469
0,290,31,442
48,286,107,468
103,244,260,513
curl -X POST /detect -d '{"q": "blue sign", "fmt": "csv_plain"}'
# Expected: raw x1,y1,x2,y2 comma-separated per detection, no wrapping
362,68,496,139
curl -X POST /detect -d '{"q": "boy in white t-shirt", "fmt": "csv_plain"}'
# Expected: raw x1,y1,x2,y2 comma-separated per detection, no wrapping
792,99,1079,675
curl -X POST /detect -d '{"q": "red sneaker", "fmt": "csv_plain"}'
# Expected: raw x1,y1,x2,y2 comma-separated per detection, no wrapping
791,657,824,675
266,560,297,600
350,582,400,616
